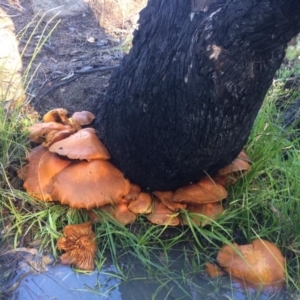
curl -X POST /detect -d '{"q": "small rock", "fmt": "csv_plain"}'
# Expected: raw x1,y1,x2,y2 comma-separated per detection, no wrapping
31,0,88,18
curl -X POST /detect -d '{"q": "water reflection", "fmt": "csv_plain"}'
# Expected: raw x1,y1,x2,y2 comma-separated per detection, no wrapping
6,250,291,300
11,264,122,300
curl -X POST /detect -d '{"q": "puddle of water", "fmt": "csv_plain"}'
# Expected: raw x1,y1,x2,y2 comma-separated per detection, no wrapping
11,264,122,300
6,250,291,300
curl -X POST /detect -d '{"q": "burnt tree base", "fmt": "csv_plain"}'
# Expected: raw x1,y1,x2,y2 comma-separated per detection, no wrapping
93,0,300,191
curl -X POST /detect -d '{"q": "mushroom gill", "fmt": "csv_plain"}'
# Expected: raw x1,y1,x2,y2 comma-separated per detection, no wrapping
57,221,97,271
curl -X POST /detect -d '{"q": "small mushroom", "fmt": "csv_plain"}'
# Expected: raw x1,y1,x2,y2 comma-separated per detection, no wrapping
153,191,187,212
70,111,95,126
181,203,224,226
112,203,137,225
146,198,180,226
28,122,72,144
20,146,72,201
57,221,97,271
51,160,131,209
173,177,227,204
43,108,69,123
49,128,111,161
123,184,142,201
215,151,251,186
42,129,74,148
128,192,152,214
205,263,225,277
217,239,286,288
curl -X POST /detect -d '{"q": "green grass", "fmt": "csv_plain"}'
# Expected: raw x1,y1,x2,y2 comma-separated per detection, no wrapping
1,23,300,299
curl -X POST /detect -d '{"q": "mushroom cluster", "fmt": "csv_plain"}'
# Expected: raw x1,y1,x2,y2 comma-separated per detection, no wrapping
19,108,251,228
19,108,251,270
206,239,286,291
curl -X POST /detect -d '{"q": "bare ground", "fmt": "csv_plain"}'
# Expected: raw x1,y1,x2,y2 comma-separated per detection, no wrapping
0,0,144,115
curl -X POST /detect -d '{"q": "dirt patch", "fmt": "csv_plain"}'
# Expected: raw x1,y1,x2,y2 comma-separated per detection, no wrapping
0,0,144,115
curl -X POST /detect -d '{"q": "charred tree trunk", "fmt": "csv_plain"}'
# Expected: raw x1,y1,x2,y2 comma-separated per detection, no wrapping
93,0,300,191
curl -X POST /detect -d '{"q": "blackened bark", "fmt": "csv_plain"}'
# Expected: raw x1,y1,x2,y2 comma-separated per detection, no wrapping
93,0,300,191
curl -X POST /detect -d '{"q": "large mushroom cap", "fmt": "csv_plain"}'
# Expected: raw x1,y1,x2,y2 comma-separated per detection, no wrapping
57,221,97,271
217,239,286,287
173,177,227,204
51,160,131,209
20,146,72,201
49,128,111,161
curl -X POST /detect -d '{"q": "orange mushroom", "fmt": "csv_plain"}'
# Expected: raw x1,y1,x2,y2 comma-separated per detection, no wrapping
51,160,131,209
205,262,225,277
123,184,142,201
70,111,95,126
57,221,97,271
153,191,187,211
111,203,137,225
49,128,111,161
146,198,180,226
19,145,72,201
128,192,152,214
42,129,74,147
28,122,73,144
173,177,227,205
43,108,69,123
181,202,224,226
215,151,251,186
217,239,286,288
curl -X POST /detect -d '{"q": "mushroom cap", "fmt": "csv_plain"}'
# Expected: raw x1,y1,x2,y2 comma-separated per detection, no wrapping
28,122,72,143
70,111,95,126
181,203,224,226
51,160,131,209
42,129,74,148
123,184,142,201
153,191,186,211
20,146,72,201
217,239,286,286
57,221,97,271
128,192,152,214
49,128,111,161
173,177,227,204
215,151,251,186
218,153,251,176
111,203,137,225
43,108,69,123
146,198,180,226
205,263,225,277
